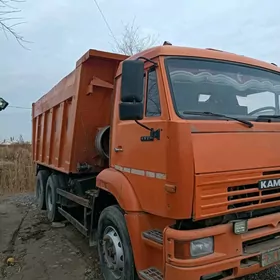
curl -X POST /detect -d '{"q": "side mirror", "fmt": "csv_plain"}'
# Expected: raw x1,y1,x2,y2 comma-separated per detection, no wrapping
119,60,144,120
119,102,143,120
120,60,144,102
0,97,9,112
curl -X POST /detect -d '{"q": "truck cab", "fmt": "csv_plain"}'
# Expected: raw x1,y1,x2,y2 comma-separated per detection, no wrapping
107,46,280,279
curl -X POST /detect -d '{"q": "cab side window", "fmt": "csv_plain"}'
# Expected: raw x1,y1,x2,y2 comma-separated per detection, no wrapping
146,68,161,117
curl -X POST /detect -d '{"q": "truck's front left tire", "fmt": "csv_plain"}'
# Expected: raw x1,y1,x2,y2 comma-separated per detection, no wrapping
36,170,50,210
45,174,62,222
97,205,137,280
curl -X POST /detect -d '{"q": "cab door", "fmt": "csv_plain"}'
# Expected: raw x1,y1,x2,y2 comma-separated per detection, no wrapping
110,61,169,216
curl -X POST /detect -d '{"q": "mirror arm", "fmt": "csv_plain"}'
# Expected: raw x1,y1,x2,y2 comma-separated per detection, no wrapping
135,120,151,131
137,56,158,67
135,120,161,141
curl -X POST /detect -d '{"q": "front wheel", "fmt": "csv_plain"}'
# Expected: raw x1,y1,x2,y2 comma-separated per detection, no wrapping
97,205,137,280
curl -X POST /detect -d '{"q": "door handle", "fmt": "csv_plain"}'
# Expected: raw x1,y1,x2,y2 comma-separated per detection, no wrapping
114,147,123,152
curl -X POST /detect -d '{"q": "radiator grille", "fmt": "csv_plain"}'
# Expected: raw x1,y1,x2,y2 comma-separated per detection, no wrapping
228,184,280,209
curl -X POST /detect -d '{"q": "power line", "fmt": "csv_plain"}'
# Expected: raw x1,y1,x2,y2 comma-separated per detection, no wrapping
92,0,118,45
8,105,31,110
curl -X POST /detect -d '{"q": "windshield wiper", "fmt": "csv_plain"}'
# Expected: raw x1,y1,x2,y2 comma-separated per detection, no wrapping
182,111,253,128
256,115,280,122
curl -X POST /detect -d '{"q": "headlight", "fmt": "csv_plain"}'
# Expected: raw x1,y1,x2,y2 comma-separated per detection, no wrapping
190,237,214,257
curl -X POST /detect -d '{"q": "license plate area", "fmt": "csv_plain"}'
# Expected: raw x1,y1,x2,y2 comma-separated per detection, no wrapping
261,248,280,267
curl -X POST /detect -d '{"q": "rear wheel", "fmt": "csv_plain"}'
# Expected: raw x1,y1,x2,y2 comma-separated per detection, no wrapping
97,205,137,280
45,175,62,222
36,170,50,210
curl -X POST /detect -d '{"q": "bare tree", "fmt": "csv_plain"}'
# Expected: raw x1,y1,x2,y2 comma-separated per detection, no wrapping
114,19,158,56
0,0,26,46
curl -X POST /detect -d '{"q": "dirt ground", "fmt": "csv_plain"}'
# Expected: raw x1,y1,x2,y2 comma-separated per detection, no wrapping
1,193,280,280
0,193,102,280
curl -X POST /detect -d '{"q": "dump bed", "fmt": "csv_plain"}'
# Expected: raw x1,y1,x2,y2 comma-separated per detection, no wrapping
32,49,128,174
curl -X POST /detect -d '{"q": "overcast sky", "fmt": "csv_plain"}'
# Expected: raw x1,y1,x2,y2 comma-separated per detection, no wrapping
0,0,280,141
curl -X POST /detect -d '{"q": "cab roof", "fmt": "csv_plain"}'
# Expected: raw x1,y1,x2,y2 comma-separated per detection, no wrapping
128,45,280,73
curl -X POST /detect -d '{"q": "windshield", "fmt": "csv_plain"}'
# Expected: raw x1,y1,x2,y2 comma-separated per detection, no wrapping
165,58,280,119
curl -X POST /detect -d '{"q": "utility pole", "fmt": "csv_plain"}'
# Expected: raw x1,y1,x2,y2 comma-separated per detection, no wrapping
0,97,9,111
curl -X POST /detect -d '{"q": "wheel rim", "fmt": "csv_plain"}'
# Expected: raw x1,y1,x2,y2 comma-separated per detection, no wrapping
47,186,53,211
101,226,124,279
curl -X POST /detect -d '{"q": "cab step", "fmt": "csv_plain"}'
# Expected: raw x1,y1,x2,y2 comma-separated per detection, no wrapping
142,229,163,244
139,267,163,280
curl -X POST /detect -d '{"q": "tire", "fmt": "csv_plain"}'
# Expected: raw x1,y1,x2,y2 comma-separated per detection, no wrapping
97,205,137,280
36,170,50,210
45,174,62,222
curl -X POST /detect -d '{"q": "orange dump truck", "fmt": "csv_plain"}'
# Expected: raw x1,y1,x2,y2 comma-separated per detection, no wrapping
33,44,280,279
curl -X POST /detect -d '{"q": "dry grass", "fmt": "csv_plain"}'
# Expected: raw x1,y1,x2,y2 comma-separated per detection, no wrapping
0,143,35,195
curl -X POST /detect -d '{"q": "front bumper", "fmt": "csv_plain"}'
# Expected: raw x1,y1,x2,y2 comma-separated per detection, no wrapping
163,212,280,279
